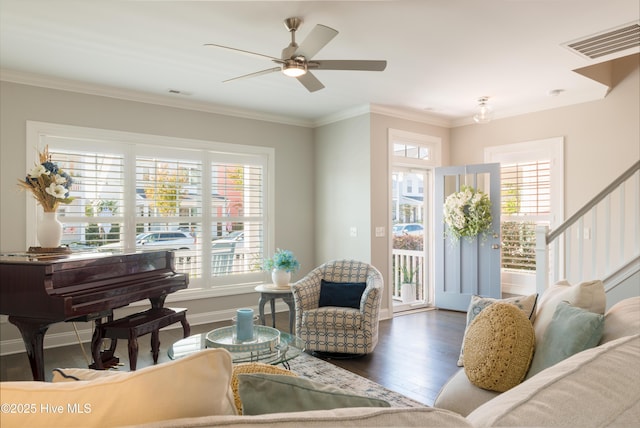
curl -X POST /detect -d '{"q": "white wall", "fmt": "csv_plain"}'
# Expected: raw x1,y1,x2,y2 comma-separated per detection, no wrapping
0,81,315,352
314,115,371,264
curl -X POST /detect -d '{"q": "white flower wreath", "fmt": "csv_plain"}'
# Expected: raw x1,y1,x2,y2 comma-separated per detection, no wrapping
443,185,493,242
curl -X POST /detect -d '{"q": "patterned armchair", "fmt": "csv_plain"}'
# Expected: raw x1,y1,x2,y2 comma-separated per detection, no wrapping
291,260,384,355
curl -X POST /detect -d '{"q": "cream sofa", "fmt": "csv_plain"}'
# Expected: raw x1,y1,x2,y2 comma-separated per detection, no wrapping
2,294,639,427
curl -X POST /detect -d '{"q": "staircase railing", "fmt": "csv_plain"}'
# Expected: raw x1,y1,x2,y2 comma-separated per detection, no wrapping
536,160,640,294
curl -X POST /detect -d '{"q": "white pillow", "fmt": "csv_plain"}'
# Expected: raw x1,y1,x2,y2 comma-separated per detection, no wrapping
600,296,640,344
0,349,236,428
52,367,122,382
533,279,606,345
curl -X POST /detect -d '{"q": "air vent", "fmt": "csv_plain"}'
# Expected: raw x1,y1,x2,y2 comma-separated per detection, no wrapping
564,22,640,60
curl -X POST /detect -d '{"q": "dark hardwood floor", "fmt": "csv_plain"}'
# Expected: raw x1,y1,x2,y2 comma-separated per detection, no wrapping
0,308,466,406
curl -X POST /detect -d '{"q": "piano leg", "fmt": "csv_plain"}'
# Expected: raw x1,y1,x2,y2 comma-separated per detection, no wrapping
8,316,50,381
90,316,119,370
149,295,167,309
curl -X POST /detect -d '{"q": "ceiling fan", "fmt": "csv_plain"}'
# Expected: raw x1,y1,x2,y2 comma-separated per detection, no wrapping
205,17,387,92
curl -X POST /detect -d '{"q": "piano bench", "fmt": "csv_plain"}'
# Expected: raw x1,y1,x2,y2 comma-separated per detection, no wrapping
92,307,190,371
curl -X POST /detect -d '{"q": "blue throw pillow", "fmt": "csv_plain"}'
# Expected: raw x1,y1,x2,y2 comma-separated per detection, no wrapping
238,373,389,415
526,301,604,378
318,280,367,309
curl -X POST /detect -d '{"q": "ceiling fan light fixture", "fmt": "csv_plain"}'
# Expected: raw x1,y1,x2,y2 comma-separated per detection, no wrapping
473,96,493,124
282,60,307,77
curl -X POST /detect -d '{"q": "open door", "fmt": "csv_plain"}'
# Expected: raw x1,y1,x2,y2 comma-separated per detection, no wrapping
434,163,501,311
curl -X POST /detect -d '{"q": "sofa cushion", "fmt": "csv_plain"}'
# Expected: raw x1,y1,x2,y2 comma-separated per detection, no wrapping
457,293,537,366
527,301,604,378
237,373,390,415
52,367,122,382
0,349,236,428
463,302,535,392
467,334,640,427
124,407,473,428
533,279,605,346
601,296,640,344
231,363,297,414
318,280,367,309
433,369,500,417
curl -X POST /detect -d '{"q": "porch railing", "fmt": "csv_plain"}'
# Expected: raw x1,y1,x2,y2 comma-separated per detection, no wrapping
536,160,640,293
391,249,425,302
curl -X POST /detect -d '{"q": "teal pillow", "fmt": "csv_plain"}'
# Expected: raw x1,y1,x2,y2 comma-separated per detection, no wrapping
237,373,390,415
318,280,367,308
527,301,604,378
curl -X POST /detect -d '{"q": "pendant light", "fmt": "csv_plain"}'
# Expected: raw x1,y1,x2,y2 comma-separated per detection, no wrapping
473,97,493,124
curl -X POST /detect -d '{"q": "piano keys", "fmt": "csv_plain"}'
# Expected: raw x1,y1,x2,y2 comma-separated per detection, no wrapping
0,250,188,381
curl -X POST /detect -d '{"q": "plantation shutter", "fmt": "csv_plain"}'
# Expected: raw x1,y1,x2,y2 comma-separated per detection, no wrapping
40,130,269,287
46,144,126,249
501,161,552,271
210,160,265,275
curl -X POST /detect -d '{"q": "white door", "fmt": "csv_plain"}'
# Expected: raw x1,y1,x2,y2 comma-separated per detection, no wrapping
434,163,501,311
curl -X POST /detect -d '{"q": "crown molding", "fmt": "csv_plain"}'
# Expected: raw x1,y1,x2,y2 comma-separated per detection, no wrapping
1,69,464,129
313,104,374,127
0,69,316,128
370,104,453,128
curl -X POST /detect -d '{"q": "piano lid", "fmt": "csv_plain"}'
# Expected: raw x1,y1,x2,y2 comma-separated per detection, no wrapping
0,249,163,265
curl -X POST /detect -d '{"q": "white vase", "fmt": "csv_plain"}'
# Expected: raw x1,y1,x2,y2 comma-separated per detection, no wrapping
271,269,291,288
401,283,417,304
37,211,63,248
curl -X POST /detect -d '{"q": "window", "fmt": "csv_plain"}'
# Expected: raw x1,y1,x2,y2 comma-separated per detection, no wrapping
26,122,274,296
500,160,551,271
485,137,563,294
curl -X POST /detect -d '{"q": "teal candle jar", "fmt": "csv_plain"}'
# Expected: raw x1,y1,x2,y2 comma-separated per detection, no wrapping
235,308,254,342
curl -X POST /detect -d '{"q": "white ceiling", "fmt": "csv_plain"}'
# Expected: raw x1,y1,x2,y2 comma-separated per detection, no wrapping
1,0,638,127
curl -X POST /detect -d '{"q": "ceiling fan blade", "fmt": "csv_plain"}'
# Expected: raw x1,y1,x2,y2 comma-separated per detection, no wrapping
204,43,283,63
297,71,325,92
223,67,280,83
311,60,387,71
296,24,338,59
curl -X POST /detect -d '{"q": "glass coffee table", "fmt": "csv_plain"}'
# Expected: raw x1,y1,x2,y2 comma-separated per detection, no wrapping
168,327,305,369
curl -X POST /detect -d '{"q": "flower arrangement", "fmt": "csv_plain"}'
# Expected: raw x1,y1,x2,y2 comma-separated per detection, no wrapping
443,185,492,242
17,146,74,212
264,248,300,273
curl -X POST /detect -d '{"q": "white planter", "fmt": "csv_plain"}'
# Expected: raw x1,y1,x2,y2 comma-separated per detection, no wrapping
37,211,63,248
401,283,417,304
271,269,291,288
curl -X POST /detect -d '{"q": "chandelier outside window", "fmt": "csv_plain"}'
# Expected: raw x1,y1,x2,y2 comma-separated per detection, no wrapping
473,97,493,124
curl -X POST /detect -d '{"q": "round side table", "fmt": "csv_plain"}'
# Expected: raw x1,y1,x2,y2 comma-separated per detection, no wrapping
254,284,294,333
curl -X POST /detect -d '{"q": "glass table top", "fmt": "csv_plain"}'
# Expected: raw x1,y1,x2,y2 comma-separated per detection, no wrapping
168,328,305,365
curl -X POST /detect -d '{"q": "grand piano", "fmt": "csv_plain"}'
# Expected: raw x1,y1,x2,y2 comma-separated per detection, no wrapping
0,250,188,381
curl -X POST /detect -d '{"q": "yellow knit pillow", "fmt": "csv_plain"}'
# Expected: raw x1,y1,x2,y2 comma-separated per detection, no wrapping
231,363,297,414
463,302,535,392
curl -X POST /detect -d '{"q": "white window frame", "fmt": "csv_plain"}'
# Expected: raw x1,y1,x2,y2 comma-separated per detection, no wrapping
485,137,564,295
25,121,275,300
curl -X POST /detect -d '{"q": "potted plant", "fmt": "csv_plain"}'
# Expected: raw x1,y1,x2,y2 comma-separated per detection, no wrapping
264,248,300,288
399,264,418,304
